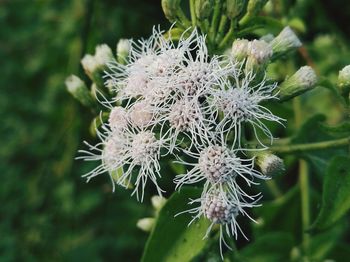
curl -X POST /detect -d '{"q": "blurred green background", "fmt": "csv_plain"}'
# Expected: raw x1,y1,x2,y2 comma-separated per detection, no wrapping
1,0,349,261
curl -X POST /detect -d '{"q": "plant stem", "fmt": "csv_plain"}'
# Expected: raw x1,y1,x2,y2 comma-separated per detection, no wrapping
294,97,310,256
270,137,350,154
218,19,235,50
209,0,221,43
215,15,228,43
299,159,310,254
177,9,192,28
266,180,282,198
189,0,197,27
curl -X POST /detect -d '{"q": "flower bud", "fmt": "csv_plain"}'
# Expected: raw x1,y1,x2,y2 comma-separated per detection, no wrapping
278,66,318,101
116,39,130,64
161,0,181,22
65,75,95,108
231,39,249,61
95,44,114,67
338,65,350,96
195,0,213,20
81,54,98,77
255,151,285,177
81,44,114,88
136,217,155,232
151,195,167,211
226,0,245,19
245,39,273,72
270,26,302,58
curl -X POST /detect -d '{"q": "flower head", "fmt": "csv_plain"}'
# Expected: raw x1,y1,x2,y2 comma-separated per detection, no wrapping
78,126,164,201
210,68,283,147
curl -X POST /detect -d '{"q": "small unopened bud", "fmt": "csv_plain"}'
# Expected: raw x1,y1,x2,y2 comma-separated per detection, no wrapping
116,39,130,64
81,54,98,77
65,75,95,108
226,0,245,19
81,44,114,88
151,195,167,211
231,39,249,61
95,44,114,66
161,0,181,22
195,0,213,20
278,66,318,101
338,65,350,96
245,39,273,72
247,39,273,64
270,26,302,58
137,217,155,232
255,151,285,177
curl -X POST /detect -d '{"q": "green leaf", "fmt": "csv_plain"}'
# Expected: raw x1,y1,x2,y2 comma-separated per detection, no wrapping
238,232,294,262
320,121,350,137
141,187,211,262
310,156,350,232
309,221,346,260
237,16,283,37
292,114,348,178
253,187,302,239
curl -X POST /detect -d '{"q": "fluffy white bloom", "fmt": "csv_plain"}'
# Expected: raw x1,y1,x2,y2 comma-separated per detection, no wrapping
108,106,128,131
178,188,260,258
128,100,154,128
106,27,199,102
175,143,267,201
209,68,284,147
78,127,164,202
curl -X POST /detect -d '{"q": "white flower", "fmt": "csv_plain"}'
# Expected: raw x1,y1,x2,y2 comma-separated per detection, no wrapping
108,106,128,131
179,188,260,258
155,93,213,153
209,68,284,147
174,143,267,202
78,127,164,202
128,100,154,128
106,27,198,102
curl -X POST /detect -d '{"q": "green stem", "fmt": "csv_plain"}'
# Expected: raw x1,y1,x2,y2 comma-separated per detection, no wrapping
266,180,282,198
189,0,197,27
218,20,235,50
209,0,221,42
299,159,310,255
177,9,191,28
215,15,228,43
270,137,350,154
294,97,310,256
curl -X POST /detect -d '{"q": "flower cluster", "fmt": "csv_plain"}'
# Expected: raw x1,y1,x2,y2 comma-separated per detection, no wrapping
77,26,289,252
